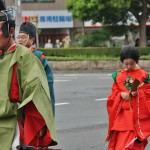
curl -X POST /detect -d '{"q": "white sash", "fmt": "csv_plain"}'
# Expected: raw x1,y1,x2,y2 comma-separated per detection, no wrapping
11,122,20,150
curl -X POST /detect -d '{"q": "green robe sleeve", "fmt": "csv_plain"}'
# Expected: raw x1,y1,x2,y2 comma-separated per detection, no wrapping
11,45,57,142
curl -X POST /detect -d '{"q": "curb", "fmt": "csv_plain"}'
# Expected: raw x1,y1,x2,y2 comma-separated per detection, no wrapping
49,60,150,71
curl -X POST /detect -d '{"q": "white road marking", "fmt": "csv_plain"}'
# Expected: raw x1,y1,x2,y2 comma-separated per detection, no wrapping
56,74,100,77
63,74,77,76
98,77,111,79
54,80,70,82
55,76,77,79
55,73,112,78
55,103,69,106
95,98,107,101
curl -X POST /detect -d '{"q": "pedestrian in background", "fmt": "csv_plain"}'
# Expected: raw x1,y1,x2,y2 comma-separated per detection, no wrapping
54,39,62,48
62,35,71,48
106,46,150,149
44,38,53,48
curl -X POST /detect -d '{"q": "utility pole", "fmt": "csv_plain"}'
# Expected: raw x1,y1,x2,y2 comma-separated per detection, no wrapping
14,0,22,38
0,0,6,10
35,16,39,48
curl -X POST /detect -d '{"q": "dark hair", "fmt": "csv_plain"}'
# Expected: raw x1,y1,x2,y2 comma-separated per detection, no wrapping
2,20,15,37
120,46,140,63
19,21,36,39
0,1,6,11
0,10,15,37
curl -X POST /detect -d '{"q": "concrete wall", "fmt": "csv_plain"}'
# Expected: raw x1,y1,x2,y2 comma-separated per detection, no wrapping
21,0,66,10
6,0,66,10
5,0,82,28
49,60,150,71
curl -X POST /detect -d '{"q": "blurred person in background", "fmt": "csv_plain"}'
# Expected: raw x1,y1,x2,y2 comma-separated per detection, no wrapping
54,39,62,48
44,38,53,48
62,35,71,48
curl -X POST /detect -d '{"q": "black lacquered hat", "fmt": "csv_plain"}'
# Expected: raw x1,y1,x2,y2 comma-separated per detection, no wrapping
0,0,14,22
0,0,6,11
19,21,36,38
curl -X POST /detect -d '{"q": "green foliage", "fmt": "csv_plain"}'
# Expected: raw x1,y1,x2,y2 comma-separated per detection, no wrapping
66,0,131,23
37,29,41,34
66,0,131,35
66,0,90,21
138,48,150,56
66,0,150,46
38,47,150,61
45,55,118,61
74,29,111,47
38,47,120,58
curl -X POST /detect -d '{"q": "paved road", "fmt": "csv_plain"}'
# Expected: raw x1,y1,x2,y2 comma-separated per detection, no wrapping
50,72,150,150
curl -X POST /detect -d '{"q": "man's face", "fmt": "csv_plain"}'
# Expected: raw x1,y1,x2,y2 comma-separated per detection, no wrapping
0,22,8,49
17,32,34,48
17,33,29,46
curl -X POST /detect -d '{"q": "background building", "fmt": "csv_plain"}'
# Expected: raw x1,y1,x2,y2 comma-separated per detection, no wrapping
5,0,83,47
5,0,150,47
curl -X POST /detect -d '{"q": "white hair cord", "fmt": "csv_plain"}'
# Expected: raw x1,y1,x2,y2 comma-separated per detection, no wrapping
24,34,29,47
137,93,145,139
125,92,145,148
125,137,137,148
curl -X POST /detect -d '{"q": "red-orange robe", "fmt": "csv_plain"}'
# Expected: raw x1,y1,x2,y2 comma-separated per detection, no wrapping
106,68,150,149
9,44,52,148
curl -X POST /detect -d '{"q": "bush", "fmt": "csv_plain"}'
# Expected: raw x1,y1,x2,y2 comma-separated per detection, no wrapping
37,47,150,60
38,47,120,57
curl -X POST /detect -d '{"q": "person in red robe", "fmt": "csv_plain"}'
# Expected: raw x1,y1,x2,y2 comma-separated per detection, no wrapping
106,46,150,150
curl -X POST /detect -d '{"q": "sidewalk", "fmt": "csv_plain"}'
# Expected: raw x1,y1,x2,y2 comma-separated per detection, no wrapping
49,60,150,71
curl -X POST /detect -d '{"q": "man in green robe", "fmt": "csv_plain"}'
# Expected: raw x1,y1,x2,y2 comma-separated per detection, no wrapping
0,6,57,150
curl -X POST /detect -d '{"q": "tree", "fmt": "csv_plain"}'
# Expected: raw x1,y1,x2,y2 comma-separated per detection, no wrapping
66,0,150,47
75,29,111,47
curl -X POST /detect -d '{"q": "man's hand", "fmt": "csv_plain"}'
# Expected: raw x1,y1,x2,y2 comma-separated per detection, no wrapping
131,91,137,97
138,83,144,89
37,126,47,137
121,92,131,100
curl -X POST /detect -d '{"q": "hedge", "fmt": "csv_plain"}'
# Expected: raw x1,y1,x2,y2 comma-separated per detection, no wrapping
37,47,150,58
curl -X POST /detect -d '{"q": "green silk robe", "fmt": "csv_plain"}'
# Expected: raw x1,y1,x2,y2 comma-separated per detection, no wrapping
0,44,57,150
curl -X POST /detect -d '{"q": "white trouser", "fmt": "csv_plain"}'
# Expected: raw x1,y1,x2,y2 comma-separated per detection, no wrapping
11,122,20,150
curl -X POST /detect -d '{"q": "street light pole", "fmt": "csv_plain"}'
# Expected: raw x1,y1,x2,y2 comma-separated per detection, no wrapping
14,0,22,38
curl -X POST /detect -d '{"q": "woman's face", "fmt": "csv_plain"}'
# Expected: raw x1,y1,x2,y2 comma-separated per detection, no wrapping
123,58,137,71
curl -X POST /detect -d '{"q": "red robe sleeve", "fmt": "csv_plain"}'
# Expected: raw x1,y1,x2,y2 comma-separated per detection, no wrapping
23,101,52,147
9,63,25,142
9,53,53,147
9,63,20,102
106,82,122,141
132,83,150,141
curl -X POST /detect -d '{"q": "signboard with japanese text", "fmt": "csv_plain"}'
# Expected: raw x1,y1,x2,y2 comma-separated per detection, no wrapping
22,10,73,28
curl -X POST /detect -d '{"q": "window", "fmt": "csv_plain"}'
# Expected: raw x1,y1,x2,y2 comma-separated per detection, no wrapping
21,0,55,2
